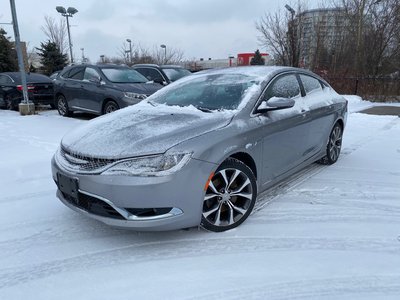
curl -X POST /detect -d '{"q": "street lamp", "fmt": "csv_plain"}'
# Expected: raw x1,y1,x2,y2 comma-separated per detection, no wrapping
80,47,85,63
100,55,105,63
126,39,132,64
160,44,166,64
285,4,295,15
56,6,78,64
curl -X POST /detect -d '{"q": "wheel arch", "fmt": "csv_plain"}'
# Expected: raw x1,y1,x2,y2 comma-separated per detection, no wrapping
228,152,257,180
335,118,344,130
101,98,118,113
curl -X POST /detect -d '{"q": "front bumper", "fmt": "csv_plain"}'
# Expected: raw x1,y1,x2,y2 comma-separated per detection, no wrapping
51,155,217,231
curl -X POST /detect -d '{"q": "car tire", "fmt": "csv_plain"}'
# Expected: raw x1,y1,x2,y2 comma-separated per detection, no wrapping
318,122,343,165
103,100,119,114
201,158,257,232
57,95,71,117
5,96,17,111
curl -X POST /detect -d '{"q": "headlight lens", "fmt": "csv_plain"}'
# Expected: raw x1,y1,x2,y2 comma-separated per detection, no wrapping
101,153,191,176
124,92,147,100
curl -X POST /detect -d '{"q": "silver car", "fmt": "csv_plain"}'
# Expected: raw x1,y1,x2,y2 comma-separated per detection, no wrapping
51,66,347,232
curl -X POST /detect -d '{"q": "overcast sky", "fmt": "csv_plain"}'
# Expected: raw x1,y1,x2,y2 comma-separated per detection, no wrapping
0,0,321,63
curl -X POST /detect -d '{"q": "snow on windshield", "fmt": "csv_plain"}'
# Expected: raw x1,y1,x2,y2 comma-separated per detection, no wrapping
148,72,265,111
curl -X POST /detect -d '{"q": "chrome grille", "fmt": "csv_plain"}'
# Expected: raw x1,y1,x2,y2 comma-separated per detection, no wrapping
57,147,116,174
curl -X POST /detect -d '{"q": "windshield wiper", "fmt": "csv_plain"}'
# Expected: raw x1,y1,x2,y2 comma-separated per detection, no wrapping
194,106,214,113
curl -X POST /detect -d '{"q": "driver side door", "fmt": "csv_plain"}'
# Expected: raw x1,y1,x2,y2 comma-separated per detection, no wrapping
260,73,311,186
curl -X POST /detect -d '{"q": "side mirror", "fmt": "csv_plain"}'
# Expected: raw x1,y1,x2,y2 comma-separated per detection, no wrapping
89,77,101,85
256,97,295,113
153,78,167,85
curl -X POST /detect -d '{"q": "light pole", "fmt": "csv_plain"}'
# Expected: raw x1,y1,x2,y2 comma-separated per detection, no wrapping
285,4,296,67
160,44,166,64
126,39,132,64
10,0,35,114
80,47,85,63
56,6,78,64
100,55,105,63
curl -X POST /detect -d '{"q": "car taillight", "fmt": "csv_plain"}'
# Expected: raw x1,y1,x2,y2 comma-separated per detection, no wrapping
16,85,35,91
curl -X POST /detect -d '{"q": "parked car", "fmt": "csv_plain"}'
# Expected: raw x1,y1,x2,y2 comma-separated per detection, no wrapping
52,66,347,232
132,64,191,85
49,71,60,80
53,64,163,116
0,72,54,110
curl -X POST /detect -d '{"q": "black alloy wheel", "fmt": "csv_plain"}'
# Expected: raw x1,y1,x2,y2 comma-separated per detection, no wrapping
5,96,16,111
57,95,71,117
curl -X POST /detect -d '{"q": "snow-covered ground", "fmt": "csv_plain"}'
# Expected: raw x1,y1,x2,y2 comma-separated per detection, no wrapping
0,97,400,299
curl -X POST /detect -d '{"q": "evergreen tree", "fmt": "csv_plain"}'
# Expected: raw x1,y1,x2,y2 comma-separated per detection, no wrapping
29,64,37,73
0,28,18,72
250,49,265,65
36,41,68,75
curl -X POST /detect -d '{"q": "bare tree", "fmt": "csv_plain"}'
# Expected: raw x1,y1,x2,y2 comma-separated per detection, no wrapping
151,45,184,65
117,42,185,65
41,16,68,55
256,10,291,65
117,41,132,65
332,0,400,76
256,2,307,66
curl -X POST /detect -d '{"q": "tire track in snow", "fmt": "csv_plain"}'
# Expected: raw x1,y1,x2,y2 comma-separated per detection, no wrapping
251,210,400,224
0,189,54,204
0,236,399,289
184,275,400,300
253,116,400,215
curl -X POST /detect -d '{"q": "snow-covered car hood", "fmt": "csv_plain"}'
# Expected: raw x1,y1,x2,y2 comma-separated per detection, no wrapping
61,102,234,159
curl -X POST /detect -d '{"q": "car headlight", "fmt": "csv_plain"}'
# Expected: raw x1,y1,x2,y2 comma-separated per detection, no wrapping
101,153,192,176
124,92,147,100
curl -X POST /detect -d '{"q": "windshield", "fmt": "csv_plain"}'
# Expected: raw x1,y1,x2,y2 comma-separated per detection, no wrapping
101,68,148,83
150,73,259,110
162,68,191,82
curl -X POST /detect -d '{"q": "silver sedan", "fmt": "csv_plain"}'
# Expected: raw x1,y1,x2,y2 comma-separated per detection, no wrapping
51,66,347,232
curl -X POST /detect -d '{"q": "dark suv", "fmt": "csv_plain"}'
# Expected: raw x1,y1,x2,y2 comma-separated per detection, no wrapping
53,64,162,117
132,64,191,86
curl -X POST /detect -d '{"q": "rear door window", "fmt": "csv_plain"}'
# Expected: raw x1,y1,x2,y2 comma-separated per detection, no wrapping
0,75,12,84
67,67,85,80
300,74,323,94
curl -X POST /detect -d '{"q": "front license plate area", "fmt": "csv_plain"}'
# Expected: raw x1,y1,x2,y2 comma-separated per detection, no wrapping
57,173,79,200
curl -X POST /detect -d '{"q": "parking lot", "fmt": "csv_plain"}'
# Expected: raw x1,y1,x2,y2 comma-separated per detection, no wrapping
1,99,400,299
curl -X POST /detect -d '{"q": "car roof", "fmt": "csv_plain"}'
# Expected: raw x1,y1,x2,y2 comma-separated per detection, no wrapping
132,64,187,70
194,66,326,82
0,72,51,83
132,64,160,68
160,65,186,69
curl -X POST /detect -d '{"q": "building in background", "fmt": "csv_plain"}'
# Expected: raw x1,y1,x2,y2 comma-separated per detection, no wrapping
295,8,347,70
237,53,269,66
185,52,270,71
